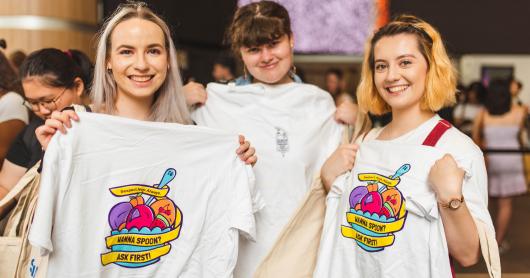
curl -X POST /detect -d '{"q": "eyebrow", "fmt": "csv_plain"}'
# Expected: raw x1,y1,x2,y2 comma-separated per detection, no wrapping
26,96,55,102
374,54,417,64
116,43,164,49
396,54,417,59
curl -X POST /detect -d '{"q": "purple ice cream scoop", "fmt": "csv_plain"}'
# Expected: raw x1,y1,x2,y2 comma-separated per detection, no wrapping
349,186,369,208
108,202,133,230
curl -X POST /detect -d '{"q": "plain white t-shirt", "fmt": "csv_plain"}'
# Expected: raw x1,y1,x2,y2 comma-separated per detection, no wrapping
0,92,29,123
192,82,343,277
29,113,263,278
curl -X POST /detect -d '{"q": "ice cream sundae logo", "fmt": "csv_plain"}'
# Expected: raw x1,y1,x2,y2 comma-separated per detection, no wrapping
275,127,289,156
100,168,183,268
341,164,410,252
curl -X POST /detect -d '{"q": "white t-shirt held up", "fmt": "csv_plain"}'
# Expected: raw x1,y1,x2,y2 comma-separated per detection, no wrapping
192,82,343,277
29,113,262,278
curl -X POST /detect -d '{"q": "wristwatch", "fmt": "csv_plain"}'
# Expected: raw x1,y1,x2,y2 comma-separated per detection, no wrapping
439,196,464,210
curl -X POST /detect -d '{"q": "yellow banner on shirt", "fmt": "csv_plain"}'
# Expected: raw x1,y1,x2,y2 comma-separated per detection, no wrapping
105,225,181,248
345,213,406,234
341,226,395,248
101,245,171,266
358,173,400,187
110,184,169,197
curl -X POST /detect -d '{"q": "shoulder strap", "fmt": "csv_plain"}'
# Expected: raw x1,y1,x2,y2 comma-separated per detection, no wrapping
422,119,451,147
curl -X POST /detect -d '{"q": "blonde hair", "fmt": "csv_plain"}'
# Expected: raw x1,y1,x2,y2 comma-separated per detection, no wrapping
91,1,191,124
353,15,457,139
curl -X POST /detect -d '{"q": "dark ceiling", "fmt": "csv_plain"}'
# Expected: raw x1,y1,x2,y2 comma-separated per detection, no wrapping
104,0,237,50
104,0,530,55
391,0,530,55
103,0,530,82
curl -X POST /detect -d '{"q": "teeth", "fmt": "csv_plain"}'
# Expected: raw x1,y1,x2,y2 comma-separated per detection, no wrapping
130,75,152,82
387,85,408,93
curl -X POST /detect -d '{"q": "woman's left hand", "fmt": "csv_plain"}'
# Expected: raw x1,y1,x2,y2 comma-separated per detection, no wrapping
428,154,465,203
236,135,257,166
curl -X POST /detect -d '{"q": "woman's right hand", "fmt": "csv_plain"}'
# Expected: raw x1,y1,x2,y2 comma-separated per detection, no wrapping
35,110,79,150
183,81,207,107
321,143,358,192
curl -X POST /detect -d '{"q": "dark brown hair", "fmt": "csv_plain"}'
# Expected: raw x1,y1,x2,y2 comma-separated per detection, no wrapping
0,50,22,94
485,79,511,116
19,48,93,95
228,1,292,56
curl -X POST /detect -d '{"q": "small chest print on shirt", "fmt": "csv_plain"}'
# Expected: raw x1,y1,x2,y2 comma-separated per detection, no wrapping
275,127,289,157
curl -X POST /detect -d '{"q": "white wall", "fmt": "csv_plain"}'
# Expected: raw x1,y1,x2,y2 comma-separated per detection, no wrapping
459,55,530,104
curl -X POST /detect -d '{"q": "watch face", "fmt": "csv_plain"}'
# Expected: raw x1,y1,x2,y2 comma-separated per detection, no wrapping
449,199,461,209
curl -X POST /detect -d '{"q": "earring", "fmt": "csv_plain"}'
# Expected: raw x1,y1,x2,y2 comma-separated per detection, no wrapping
289,65,297,79
107,68,112,74
243,66,249,80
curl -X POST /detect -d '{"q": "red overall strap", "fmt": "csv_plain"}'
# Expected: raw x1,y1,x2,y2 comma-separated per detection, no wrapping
421,118,456,278
422,119,451,147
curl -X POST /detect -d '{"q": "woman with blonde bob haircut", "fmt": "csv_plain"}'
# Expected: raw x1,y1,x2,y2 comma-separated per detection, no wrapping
317,15,498,277
355,14,457,134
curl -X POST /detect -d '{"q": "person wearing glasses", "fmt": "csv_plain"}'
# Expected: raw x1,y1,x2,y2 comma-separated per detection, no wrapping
0,49,28,168
0,48,93,200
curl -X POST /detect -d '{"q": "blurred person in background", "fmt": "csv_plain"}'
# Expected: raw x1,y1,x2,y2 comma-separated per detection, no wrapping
212,51,236,83
510,78,524,106
0,48,91,200
454,81,485,136
9,50,27,75
472,78,527,253
0,49,28,168
324,68,354,106
324,68,358,125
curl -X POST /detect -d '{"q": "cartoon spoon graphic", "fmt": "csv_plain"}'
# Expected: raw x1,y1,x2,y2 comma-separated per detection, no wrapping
378,164,411,193
145,168,177,205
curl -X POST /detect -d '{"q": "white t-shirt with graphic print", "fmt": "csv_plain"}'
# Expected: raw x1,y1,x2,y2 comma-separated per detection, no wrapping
29,112,263,278
314,115,493,278
192,82,343,277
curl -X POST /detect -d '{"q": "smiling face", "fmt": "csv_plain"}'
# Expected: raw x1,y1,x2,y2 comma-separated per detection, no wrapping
107,18,168,104
240,34,293,85
373,33,429,114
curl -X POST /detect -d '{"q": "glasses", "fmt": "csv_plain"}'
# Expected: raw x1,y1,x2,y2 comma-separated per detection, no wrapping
23,87,67,112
